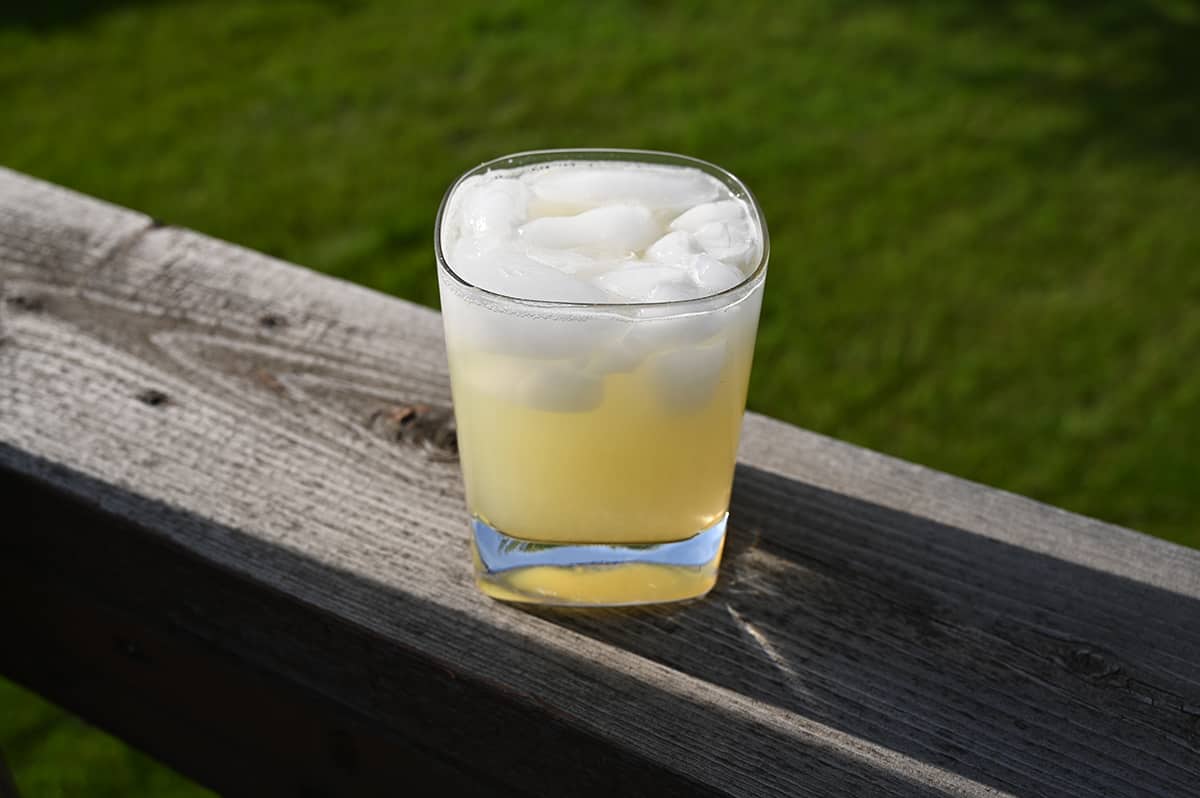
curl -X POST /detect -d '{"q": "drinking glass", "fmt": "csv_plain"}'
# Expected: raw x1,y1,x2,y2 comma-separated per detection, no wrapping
436,149,768,606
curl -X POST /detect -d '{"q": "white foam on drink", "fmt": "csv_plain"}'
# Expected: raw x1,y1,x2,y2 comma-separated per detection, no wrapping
442,160,761,304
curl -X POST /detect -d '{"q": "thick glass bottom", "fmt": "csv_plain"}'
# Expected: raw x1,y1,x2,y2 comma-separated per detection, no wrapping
471,514,727,607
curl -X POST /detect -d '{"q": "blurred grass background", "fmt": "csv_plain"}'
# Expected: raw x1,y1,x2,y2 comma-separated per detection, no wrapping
2,0,1197,793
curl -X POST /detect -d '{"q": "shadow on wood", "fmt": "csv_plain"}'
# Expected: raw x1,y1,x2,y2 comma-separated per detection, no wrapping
523,463,1200,798
3,446,971,798
3,447,1198,796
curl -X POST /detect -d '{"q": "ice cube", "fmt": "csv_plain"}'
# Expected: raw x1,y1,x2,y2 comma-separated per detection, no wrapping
617,309,724,363
441,287,618,360
519,204,661,254
594,264,689,302
648,339,729,412
495,257,602,300
454,350,538,406
668,200,745,233
458,250,610,302
529,166,720,213
690,254,745,293
585,330,646,375
524,246,602,275
461,178,529,241
441,251,619,358
693,219,754,264
645,230,702,264
454,352,602,412
648,281,707,302
518,363,604,412
446,239,498,288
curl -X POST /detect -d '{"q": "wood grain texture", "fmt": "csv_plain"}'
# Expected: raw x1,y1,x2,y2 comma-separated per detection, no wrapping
1,166,1198,797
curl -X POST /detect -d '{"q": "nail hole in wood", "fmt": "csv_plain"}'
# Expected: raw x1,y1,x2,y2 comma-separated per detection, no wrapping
137,389,170,407
259,313,286,329
1065,647,1121,682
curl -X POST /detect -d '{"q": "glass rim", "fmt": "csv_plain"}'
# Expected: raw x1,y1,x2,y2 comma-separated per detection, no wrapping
434,148,769,312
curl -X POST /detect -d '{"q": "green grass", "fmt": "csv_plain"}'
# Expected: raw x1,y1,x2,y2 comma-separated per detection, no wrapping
0,679,210,796
2,0,1198,793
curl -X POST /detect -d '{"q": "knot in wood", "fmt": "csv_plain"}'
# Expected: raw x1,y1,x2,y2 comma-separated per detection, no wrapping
368,403,457,460
136,389,170,407
1065,646,1123,683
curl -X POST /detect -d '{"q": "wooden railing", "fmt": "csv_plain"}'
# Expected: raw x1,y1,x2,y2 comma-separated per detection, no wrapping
1,167,1198,797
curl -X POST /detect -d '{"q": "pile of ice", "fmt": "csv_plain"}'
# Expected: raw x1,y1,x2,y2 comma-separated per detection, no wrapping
442,161,762,303
440,160,766,412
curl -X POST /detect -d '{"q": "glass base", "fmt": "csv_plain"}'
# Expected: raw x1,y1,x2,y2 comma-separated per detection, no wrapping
471,515,728,607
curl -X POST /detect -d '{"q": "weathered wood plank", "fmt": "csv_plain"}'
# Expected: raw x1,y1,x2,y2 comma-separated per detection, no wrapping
2,167,1198,796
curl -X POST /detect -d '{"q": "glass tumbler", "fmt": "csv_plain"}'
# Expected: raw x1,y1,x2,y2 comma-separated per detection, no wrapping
436,149,768,606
